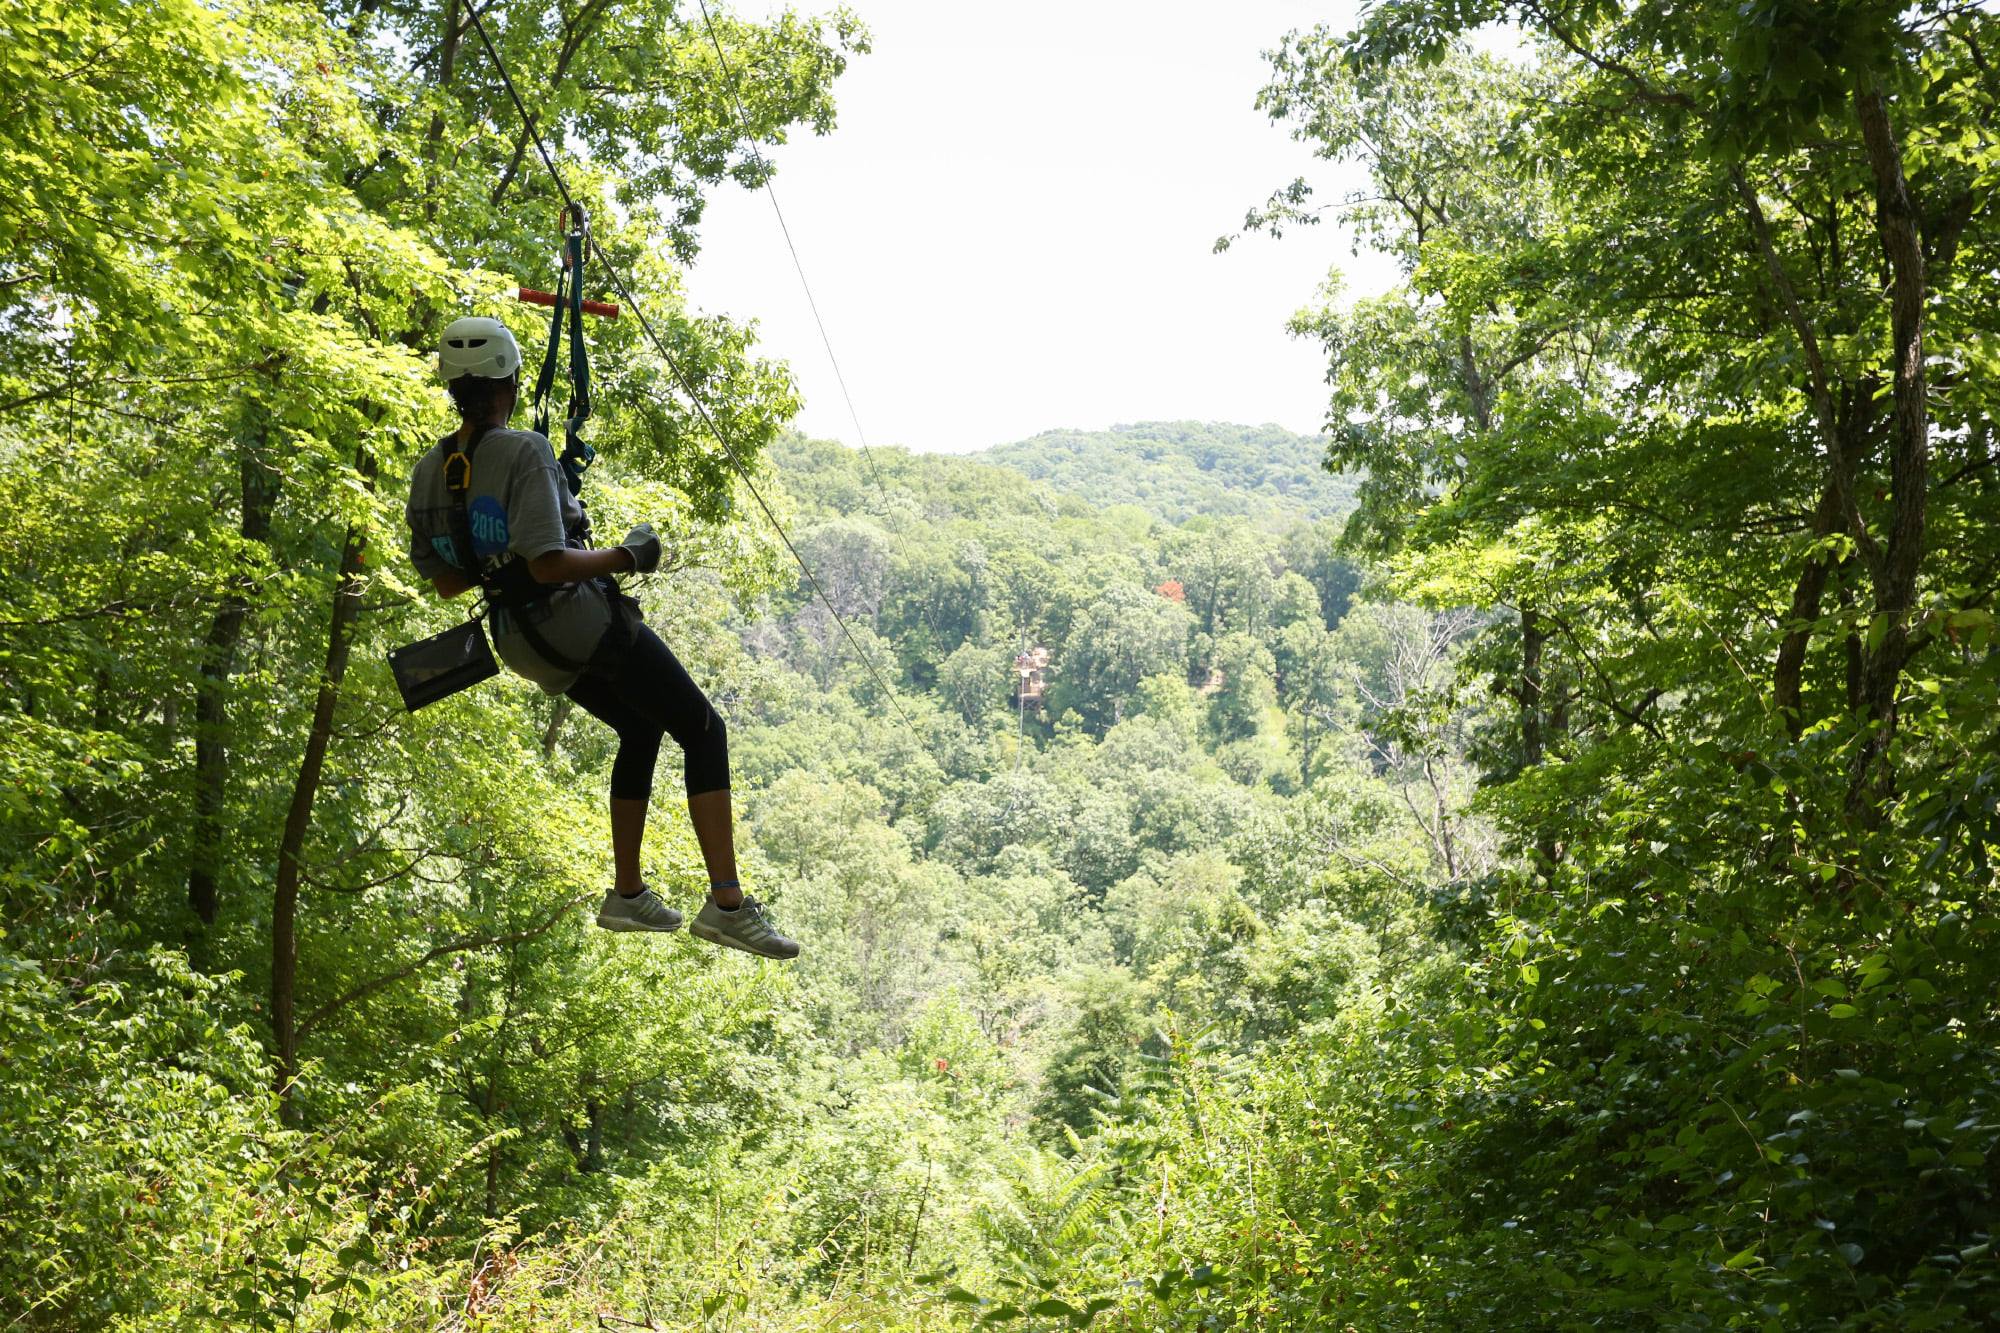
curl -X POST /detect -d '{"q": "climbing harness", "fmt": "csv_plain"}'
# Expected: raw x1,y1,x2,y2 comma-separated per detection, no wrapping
387,422,585,713
440,423,594,676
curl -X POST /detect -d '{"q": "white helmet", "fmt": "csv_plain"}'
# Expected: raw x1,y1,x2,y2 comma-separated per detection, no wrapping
437,316,521,383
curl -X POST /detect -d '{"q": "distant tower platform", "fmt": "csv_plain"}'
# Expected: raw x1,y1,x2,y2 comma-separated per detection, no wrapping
1014,646,1051,706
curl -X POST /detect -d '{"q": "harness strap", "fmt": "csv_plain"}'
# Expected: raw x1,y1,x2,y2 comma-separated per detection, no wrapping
442,425,594,675
530,205,597,519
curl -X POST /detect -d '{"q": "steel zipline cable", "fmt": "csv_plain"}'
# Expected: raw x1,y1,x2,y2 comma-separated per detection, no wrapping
462,2,922,737
690,0,890,502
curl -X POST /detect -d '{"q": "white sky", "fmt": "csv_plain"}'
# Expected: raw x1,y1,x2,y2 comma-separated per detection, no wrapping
681,0,1397,454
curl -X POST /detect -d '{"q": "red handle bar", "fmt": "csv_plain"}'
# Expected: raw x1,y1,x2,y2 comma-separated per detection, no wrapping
513,286,620,320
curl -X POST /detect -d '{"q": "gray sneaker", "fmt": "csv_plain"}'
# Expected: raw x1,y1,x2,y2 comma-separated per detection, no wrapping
690,892,799,960
595,887,684,933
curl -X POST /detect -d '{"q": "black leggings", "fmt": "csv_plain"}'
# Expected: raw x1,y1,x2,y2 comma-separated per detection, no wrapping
565,621,729,801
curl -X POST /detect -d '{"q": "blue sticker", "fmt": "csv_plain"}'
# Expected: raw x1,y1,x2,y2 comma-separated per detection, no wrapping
469,496,510,556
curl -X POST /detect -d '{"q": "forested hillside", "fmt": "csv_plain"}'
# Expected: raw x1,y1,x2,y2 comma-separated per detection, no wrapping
976,422,1358,525
4,0,1999,1331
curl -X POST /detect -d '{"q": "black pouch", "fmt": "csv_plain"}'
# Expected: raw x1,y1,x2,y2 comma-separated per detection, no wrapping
388,618,500,711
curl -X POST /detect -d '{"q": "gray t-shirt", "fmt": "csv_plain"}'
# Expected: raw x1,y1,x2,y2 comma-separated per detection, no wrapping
405,427,612,693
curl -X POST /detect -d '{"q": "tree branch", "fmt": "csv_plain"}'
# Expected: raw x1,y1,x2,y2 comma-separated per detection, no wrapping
296,894,584,1040
1731,167,1843,457
488,0,613,207
1517,602,1663,738
1521,1,1696,109
0,360,280,417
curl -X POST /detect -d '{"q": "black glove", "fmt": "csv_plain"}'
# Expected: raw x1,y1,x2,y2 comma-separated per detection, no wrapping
619,522,661,575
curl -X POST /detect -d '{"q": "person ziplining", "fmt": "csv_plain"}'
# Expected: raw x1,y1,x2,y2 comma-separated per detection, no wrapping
399,211,797,960
386,7,904,961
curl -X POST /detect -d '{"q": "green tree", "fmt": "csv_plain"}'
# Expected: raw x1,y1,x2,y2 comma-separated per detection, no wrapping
1046,582,1193,733
937,640,1010,726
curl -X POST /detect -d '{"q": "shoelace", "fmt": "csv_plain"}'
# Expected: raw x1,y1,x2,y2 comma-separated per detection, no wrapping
737,898,769,934
619,889,676,921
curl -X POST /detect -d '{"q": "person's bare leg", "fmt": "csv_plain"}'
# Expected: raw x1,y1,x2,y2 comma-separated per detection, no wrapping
685,786,797,959
686,789,741,907
610,797,648,897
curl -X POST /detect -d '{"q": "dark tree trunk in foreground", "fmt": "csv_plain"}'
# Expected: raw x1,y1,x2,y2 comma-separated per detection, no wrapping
188,435,277,927
1848,73,1930,812
272,517,369,1117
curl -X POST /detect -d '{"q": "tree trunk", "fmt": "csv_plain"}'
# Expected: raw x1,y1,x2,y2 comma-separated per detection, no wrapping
1456,325,1553,868
271,516,370,1116
422,0,462,221
1734,169,1892,742
1772,387,1877,736
1772,479,1847,735
540,697,573,759
1426,755,1459,880
1520,605,1545,769
481,958,521,1219
485,1139,502,1221
1299,705,1315,791
1520,604,1562,874
1839,571,1865,713
188,435,277,926
1457,332,1493,434
1849,72,1930,808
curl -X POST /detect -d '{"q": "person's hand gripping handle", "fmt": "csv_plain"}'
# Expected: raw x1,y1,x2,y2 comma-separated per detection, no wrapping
619,522,662,574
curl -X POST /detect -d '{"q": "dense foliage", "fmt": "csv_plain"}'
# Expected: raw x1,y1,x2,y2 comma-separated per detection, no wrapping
1195,0,2000,1326
3,0,1996,1330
